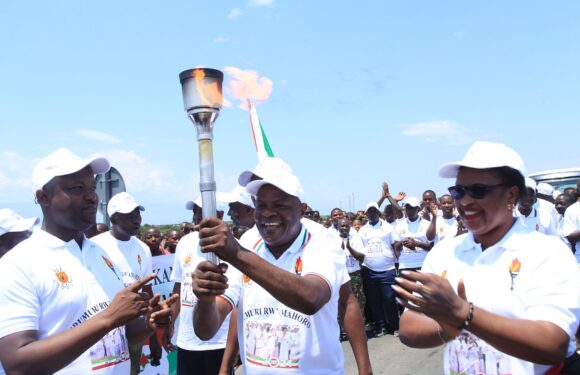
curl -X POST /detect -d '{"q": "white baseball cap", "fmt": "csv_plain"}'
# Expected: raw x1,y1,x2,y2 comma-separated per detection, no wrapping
0,208,39,236
365,202,380,212
525,177,537,191
238,157,293,187
107,192,145,217
438,141,525,179
32,148,110,192
537,182,553,196
403,197,421,208
246,169,304,201
222,185,254,208
185,193,230,211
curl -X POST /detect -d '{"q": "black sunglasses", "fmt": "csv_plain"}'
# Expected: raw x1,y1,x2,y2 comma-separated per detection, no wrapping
448,183,506,200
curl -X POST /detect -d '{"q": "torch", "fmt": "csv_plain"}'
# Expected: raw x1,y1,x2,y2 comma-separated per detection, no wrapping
179,67,223,264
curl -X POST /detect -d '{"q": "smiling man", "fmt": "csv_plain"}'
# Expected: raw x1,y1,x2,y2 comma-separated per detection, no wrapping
191,168,347,374
0,148,173,375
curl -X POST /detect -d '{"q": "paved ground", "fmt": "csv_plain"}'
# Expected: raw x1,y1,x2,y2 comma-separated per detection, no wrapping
237,333,444,374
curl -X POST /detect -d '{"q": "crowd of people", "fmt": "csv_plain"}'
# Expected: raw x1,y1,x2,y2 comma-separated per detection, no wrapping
1,141,580,374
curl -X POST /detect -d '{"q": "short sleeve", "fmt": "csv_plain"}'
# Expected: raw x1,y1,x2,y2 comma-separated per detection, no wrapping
301,236,346,296
220,263,242,309
0,261,41,338
170,242,183,282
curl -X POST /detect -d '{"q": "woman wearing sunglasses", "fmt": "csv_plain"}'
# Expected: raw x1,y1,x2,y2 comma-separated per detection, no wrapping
394,141,580,374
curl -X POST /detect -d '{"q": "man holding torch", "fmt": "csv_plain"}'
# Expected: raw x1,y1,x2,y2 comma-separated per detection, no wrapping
192,168,348,374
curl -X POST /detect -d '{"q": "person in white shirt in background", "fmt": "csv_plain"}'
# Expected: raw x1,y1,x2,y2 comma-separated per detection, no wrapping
535,182,559,229
427,194,461,244
0,208,38,259
92,192,154,375
337,217,366,340
555,193,576,252
358,202,400,337
394,197,432,273
562,180,580,265
516,178,557,236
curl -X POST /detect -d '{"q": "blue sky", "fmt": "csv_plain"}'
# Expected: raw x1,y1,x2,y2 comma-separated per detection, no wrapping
1,1,579,225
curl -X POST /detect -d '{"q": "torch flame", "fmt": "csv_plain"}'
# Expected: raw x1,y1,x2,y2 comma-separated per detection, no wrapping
223,66,273,109
295,257,303,275
509,258,521,273
193,69,222,107
102,256,113,268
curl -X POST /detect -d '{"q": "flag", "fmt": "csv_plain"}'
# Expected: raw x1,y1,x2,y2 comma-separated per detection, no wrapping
248,100,275,159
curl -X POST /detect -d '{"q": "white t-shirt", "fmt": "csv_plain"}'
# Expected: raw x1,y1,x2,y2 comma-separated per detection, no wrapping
394,217,430,269
338,234,364,273
563,202,580,262
170,231,230,351
0,230,130,374
358,220,397,272
92,232,153,287
516,207,557,236
223,225,345,374
434,217,459,243
422,218,580,375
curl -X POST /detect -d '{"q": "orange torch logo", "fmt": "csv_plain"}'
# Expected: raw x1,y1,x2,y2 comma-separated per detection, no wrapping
243,274,252,285
102,256,121,281
509,258,521,291
295,257,303,275
54,266,72,289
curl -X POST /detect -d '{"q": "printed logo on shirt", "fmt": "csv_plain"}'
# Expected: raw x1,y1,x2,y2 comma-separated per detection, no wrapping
243,274,253,286
137,254,142,270
441,270,448,279
102,256,121,280
446,331,511,374
508,258,521,291
294,257,302,275
244,320,304,369
54,266,72,289
184,253,192,266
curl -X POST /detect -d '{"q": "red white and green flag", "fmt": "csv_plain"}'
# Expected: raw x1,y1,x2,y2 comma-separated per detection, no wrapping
248,99,275,159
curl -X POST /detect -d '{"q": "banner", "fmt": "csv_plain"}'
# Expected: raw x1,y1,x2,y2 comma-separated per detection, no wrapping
141,254,178,375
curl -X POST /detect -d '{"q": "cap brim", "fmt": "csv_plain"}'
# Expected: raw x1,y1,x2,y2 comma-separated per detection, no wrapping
238,170,257,187
88,157,110,175
9,217,39,233
438,162,462,178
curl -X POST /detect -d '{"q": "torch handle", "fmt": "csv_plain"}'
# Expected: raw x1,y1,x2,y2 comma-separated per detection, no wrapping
198,136,219,265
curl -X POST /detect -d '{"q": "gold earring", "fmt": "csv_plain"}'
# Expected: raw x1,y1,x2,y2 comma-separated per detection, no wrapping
508,202,514,211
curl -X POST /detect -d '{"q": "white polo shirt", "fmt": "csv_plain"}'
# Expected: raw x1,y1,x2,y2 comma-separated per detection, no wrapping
358,220,397,272
422,218,580,375
92,232,153,287
0,229,130,374
394,217,430,269
223,225,345,374
170,231,231,351
338,234,364,273
563,202,580,262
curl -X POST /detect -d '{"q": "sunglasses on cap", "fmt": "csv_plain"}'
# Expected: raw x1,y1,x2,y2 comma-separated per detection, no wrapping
448,183,506,200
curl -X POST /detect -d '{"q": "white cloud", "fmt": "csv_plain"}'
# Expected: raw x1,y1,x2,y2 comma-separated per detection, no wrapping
228,8,242,19
213,36,230,43
76,129,119,143
249,0,273,6
398,121,476,145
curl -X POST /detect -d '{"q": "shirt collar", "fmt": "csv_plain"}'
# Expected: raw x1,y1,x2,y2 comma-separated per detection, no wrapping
456,217,527,253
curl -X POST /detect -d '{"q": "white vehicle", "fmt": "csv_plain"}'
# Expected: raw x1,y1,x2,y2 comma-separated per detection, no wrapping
529,168,580,194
